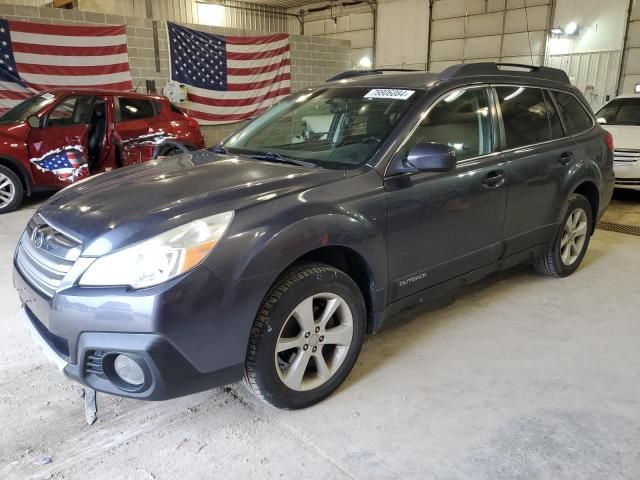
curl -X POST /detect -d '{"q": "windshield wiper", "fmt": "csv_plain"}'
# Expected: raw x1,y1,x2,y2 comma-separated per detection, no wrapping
245,151,317,168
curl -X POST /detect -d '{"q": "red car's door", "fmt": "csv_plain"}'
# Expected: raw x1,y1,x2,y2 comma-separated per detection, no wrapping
113,96,159,166
27,95,93,188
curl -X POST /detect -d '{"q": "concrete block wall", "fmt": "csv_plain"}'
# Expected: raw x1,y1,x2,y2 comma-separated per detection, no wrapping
429,0,552,71
0,2,351,145
287,1,374,67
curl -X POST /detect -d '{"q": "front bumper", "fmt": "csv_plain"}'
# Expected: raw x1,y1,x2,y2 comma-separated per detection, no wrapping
614,161,640,190
13,261,271,400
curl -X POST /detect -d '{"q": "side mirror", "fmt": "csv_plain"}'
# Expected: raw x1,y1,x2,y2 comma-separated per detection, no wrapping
27,115,40,128
405,142,456,172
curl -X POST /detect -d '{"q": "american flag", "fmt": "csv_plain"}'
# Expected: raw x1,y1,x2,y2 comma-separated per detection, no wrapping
31,147,87,182
0,18,132,114
167,22,291,125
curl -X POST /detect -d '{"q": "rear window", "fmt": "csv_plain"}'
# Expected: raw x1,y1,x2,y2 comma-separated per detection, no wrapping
117,97,158,122
495,86,555,149
552,91,593,135
596,97,640,126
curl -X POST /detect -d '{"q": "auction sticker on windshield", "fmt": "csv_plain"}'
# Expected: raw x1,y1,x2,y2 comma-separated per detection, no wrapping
364,89,415,100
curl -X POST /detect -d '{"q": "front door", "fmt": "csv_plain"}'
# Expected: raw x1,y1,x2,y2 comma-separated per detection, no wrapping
385,86,508,302
27,95,94,188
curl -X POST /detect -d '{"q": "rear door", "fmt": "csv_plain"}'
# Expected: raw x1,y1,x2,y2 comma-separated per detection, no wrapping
113,96,160,166
27,94,94,187
495,86,575,256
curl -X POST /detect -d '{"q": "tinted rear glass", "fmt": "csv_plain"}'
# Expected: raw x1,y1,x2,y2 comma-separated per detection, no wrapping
117,97,157,121
596,98,640,126
553,91,593,134
496,86,553,149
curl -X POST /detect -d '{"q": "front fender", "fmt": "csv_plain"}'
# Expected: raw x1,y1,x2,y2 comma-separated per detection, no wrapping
238,212,386,290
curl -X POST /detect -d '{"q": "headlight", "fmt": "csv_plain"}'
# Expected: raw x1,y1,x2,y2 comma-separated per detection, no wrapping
79,211,233,289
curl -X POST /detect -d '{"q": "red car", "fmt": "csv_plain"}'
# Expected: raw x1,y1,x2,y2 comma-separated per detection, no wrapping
0,89,205,213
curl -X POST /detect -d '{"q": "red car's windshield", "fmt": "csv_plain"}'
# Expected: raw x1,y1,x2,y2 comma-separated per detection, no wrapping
0,92,57,124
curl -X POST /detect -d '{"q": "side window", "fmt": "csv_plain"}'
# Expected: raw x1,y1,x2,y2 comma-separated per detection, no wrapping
552,91,594,135
45,96,93,127
495,87,552,149
117,97,157,122
544,90,564,139
404,87,493,161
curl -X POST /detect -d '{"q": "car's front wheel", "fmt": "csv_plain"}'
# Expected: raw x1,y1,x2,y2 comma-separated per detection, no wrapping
533,193,593,277
244,263,366,409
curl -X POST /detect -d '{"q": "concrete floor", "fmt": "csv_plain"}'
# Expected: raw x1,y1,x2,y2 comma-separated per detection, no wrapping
601,189,640,227
1,195,640,480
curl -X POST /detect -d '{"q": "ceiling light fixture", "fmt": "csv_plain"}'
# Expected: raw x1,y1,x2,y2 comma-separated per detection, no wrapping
565,22,578,35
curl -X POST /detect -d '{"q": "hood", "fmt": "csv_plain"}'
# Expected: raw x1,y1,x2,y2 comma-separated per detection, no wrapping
600,124,640,150
38,151,345,255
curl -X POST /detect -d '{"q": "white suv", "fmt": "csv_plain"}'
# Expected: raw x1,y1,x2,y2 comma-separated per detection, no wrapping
596,95,640,190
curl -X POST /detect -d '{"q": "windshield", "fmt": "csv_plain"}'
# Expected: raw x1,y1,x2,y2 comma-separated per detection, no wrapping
223,87,422,169
596,98,640,126
0,93,56,124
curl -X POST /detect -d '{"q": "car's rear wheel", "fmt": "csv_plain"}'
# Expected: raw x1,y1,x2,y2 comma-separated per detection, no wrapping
533,193,593,277
0,166,23,214
244,263,366,409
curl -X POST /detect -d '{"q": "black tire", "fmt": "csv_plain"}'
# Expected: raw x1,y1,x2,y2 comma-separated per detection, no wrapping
244,263,366,409
533,193,593,277
0,165,24,214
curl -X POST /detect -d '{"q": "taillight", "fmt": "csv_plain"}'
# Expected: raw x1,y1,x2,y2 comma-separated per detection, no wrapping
604,131,614,151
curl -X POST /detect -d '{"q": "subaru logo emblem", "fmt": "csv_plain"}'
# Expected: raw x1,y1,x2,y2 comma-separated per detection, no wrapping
31,226,45,249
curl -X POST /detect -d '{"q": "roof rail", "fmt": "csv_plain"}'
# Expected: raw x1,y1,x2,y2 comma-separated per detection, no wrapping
437,62,570,84
327,69,420,82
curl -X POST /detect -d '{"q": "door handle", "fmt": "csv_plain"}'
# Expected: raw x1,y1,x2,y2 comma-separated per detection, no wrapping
558,152,574,165
482,170,506,189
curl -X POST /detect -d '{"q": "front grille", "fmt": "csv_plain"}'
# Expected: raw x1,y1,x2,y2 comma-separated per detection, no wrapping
615,177,640,185
613,149,640,163
85,350,105,376
15,215,82,298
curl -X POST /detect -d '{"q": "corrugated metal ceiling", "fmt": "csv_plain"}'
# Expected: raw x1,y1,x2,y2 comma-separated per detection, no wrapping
218,0,337,9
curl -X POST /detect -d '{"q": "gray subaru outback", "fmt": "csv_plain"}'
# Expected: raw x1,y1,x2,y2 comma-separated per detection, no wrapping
13,63,614,409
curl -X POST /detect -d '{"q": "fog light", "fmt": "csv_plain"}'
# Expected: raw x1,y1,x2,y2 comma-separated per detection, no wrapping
113,354,145,386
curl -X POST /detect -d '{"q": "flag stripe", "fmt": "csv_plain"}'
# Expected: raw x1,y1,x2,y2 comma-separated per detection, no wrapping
186,93,288,115
225,72,290,91
183,79,291,100
226,33,289,45
226,57,290,76
227,66,290,84
227,45,290,61
10,31,127,48
9,20,128,37
20,70,132,86
17,62,132,76
226,53,290,69
187,87,291,107
14,52,131,67
226,38,290,53
0,89,33,100
25,80,134,92
11,42,129,57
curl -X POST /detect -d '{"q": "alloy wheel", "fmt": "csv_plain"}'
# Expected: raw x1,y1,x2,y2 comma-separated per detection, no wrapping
0,173,15,209
275,293,354,391
560,208,588,266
